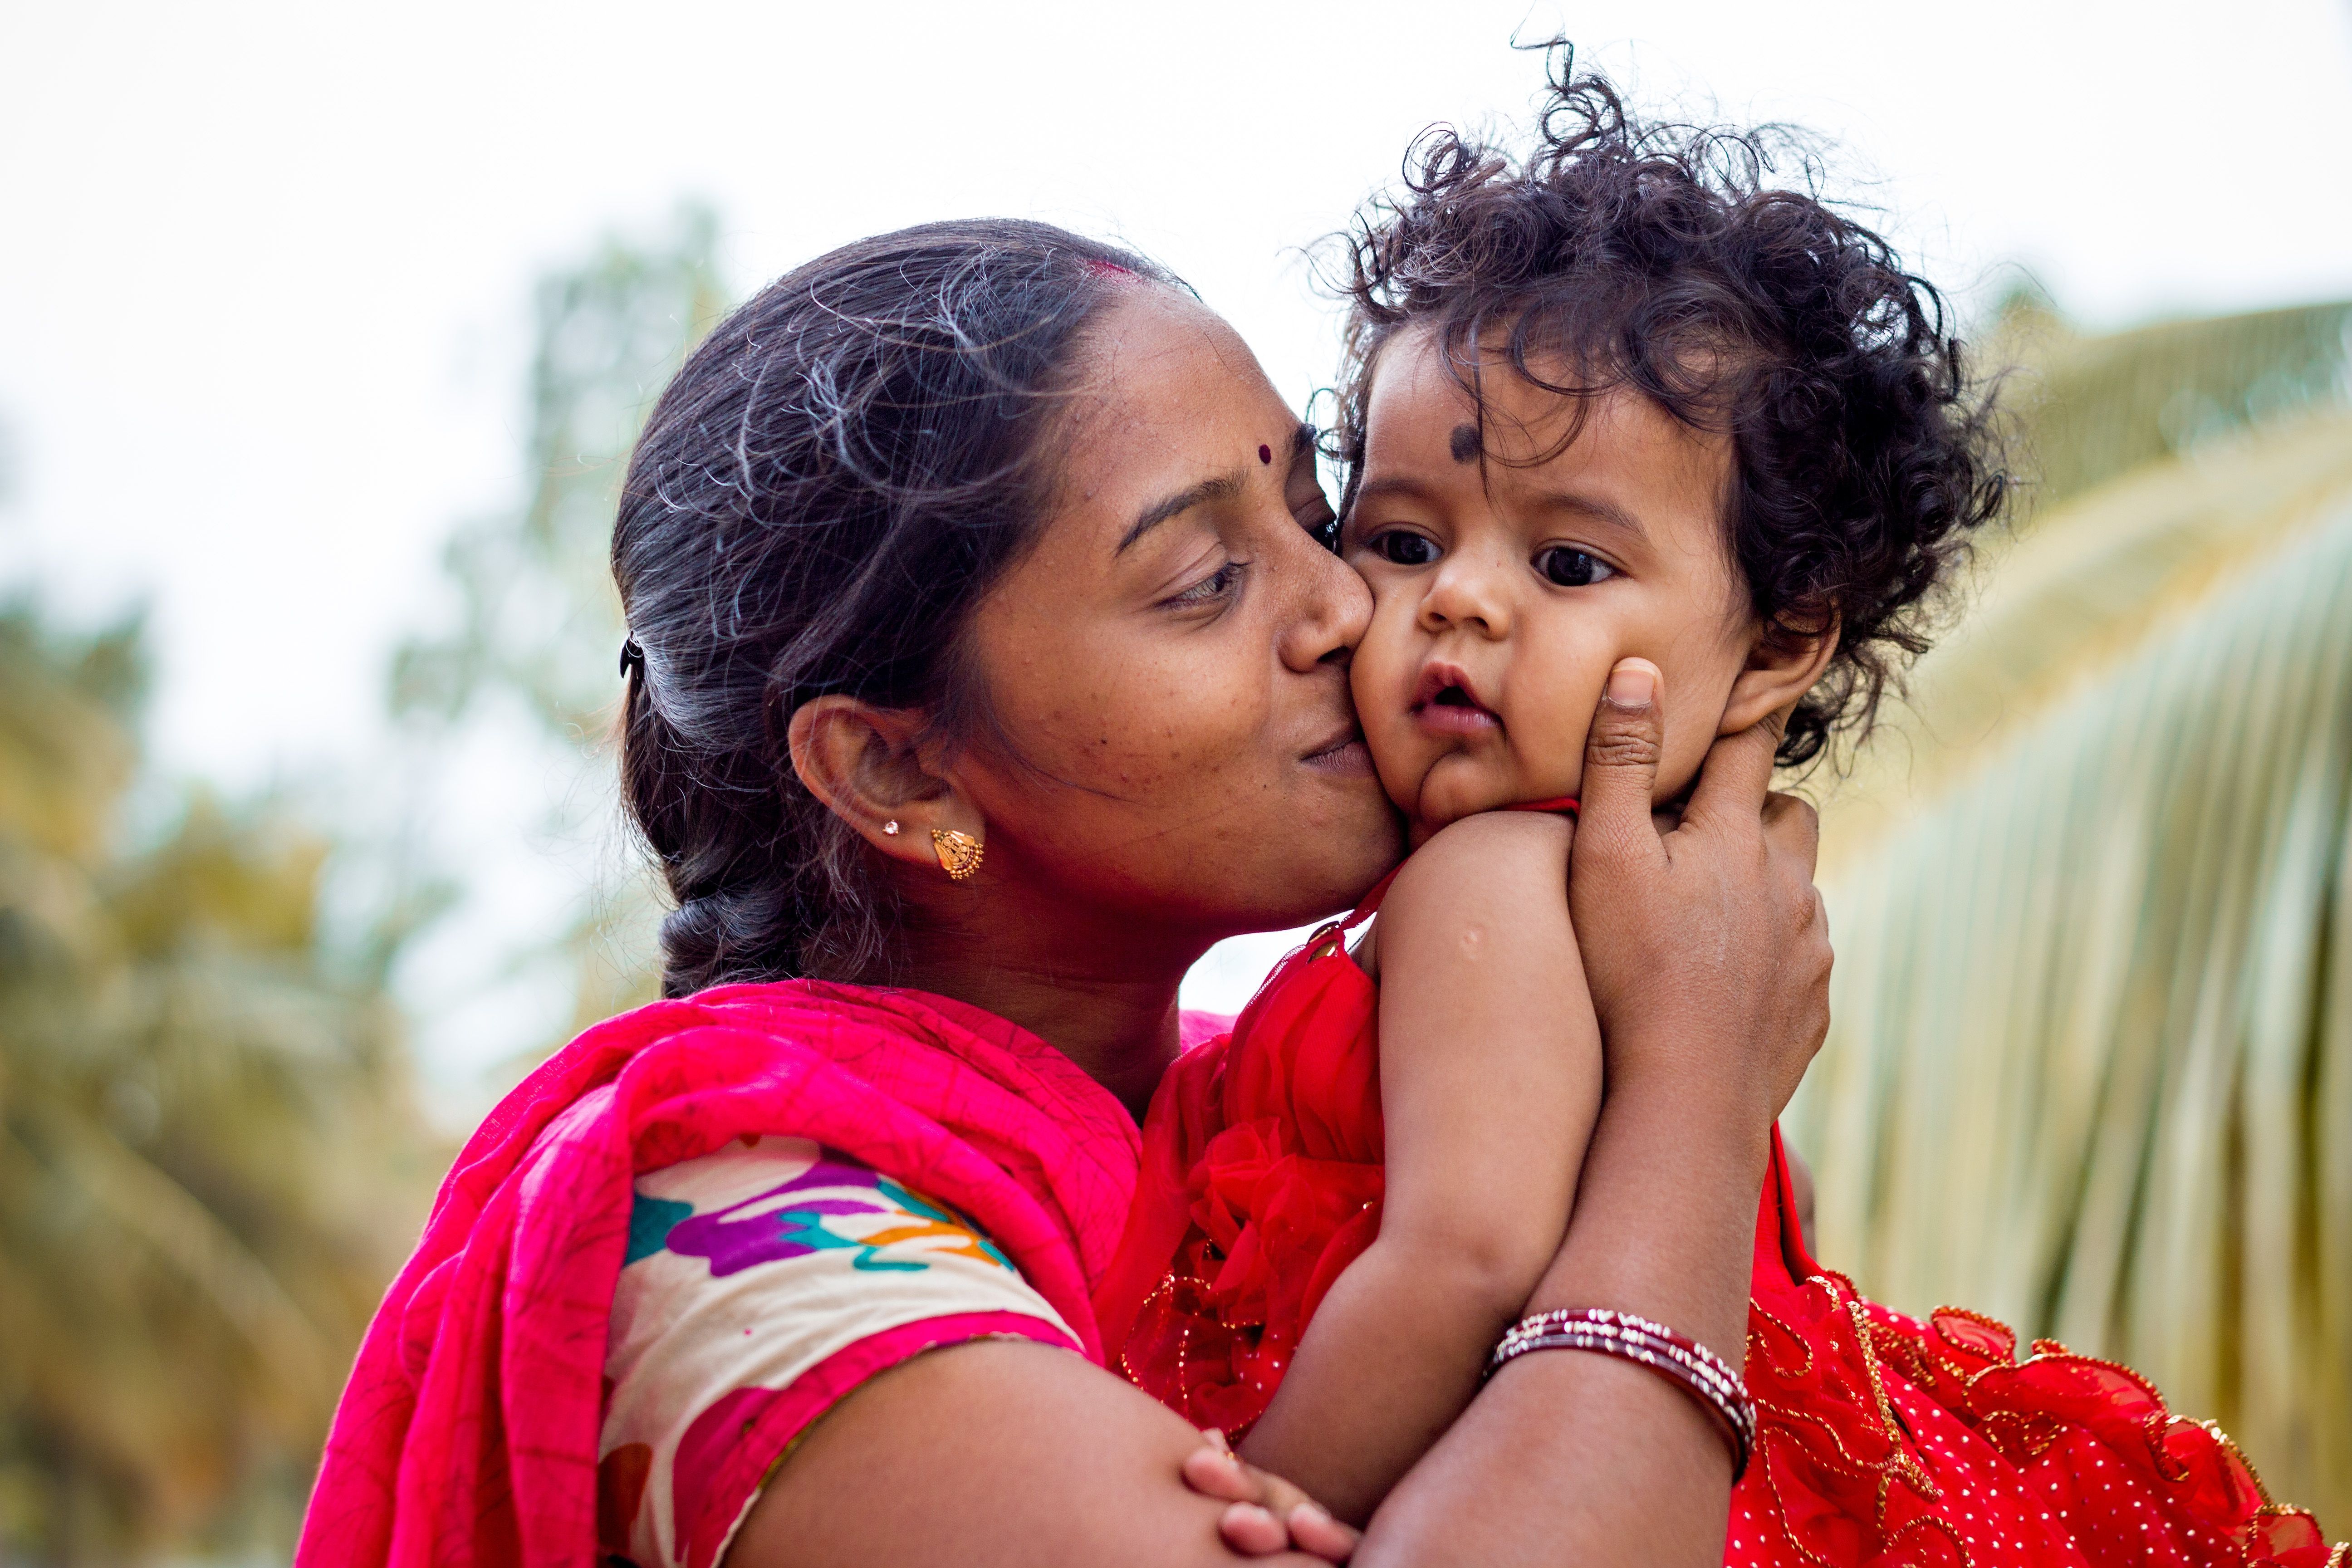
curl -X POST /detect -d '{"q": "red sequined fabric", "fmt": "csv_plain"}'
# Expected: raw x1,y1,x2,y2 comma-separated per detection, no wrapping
1094,892,2344,1567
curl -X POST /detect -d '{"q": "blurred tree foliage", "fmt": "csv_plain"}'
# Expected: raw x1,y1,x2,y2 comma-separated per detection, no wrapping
1795,297,2352,1530
0,203,728,1566
391,202,726,1040
0,607,439,1563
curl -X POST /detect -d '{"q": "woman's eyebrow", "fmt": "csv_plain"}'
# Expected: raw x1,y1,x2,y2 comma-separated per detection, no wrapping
1118,471,1245,553
1118,424,1317,554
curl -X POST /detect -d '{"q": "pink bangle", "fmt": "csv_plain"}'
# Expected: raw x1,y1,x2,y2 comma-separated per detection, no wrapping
1486,1308,1756,1481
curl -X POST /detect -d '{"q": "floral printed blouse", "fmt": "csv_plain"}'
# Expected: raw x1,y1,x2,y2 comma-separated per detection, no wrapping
597,1133,1075,1568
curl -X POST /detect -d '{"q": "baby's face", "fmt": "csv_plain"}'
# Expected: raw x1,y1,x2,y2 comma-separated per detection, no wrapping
1345,327,1760,837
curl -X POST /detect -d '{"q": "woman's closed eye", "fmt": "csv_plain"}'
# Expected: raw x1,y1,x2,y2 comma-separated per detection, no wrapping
1161,559,1249,610
1536,546,1616,587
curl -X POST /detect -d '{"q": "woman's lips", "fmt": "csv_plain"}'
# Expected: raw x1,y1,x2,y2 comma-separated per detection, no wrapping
1303,726,1376,776
1409,662,1502,736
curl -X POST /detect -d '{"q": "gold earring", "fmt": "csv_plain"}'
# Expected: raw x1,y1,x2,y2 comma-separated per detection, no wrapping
931,828,984,881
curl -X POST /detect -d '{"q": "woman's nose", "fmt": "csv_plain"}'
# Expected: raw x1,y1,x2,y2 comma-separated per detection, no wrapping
1420,553,1512,639
1276,521,1374,674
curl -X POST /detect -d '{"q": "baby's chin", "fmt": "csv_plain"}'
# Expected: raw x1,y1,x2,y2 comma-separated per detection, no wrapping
1402,759,1566,839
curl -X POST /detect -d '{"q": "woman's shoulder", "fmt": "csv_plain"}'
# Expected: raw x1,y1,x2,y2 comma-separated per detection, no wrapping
599,1133,1080,1568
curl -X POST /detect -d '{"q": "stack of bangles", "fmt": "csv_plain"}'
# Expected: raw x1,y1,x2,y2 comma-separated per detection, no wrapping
1485,1308,1757,1481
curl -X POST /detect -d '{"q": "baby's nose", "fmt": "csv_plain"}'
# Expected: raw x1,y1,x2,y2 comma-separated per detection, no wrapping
1421,558,1514,637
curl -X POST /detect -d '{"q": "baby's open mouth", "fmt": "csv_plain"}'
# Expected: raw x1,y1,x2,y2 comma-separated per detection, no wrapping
1410,664,1503,737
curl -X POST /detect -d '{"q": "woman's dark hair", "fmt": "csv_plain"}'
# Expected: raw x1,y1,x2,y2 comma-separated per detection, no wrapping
1330,44,2007,768
613,219,1176,996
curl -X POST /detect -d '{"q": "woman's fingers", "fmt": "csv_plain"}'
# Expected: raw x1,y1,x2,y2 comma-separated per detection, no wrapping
1682,704,1788,831
1572,686,1834,1125
1575,659,1670,867
1760,789,1821,876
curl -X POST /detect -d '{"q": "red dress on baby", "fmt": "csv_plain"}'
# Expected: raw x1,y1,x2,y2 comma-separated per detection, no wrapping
1091,816,2342,1568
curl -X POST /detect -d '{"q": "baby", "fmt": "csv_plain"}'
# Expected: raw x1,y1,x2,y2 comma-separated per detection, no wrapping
1094,49,2000,1530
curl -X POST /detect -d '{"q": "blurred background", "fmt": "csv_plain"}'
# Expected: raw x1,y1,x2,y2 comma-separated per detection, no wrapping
2,0,2349,1560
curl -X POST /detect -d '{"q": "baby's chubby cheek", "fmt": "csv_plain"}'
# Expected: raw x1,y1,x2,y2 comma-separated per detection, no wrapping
1496,658,1610,797
1501,648,1726,807
1348,656,1433,808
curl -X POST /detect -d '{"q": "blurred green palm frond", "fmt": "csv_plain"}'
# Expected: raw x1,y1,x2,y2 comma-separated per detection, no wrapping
1989,289,2352,519
0,607,439,1564
1792,300,2352,1533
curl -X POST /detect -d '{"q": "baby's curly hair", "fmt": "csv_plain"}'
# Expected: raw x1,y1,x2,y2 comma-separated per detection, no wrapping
1330,44,2007,768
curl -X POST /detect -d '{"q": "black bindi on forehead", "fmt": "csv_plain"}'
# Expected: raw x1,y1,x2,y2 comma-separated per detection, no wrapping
1448,423,1480,463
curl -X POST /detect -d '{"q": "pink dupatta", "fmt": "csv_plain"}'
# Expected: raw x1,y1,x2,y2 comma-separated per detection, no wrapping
299,980,1224,1568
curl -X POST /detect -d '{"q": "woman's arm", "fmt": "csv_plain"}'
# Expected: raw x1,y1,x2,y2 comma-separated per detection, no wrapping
728,1339,1349,1568
1238,809,1599,1523
728,662,1826,1568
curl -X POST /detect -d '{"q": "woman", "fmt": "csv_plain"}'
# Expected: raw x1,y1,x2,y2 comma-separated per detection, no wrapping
299,220,1830,1568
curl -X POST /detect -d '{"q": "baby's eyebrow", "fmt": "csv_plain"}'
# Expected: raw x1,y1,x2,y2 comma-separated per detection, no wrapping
1350,474,1442,505
1530,490,1649,544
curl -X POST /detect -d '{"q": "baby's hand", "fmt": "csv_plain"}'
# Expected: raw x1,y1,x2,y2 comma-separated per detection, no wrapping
1183,1429,1360,1561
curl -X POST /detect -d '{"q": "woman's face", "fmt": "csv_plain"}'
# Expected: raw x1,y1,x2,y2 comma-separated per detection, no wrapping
952,287,1401,941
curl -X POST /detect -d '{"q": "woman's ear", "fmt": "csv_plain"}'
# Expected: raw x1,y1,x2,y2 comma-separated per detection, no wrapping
787,696,985,870
1718,612,1841,738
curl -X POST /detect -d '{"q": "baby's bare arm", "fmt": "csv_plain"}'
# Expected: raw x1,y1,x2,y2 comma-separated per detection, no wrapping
1238,811,1604,1524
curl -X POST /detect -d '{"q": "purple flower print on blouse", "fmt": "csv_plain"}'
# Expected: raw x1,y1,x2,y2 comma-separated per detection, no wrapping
663,1148,1012,1276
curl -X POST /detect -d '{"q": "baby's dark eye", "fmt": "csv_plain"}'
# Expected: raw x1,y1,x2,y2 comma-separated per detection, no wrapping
1537,548,1616,587
1371,530,1438,567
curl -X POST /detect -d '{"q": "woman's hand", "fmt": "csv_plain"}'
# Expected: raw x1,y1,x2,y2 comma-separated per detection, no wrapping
1184,1430,1361,1562
1568,657,1830,1124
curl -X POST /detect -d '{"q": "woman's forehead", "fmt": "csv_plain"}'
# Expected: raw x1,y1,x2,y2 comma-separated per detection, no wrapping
1069,291,1272,430
1047,294,1289,525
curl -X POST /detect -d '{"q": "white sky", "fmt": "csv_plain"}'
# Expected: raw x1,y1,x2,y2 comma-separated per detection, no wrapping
5,0,2351,1086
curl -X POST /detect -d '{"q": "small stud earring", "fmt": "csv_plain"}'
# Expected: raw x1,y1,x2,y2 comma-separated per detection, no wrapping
882,821,900,836
931,828,984,881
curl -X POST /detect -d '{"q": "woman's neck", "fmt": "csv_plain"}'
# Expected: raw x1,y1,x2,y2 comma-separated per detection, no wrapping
887,899,1205,1122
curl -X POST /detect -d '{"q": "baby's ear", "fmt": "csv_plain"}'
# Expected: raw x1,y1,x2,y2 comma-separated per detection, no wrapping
1718,610,1839,737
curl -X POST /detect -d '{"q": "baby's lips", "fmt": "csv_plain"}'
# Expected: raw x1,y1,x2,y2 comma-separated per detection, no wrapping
1411,697,1504,737
1409,659,1485,711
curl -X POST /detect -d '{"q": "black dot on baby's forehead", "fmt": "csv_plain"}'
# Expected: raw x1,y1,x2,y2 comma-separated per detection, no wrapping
1259,443,1273,464
1449,423,1481,463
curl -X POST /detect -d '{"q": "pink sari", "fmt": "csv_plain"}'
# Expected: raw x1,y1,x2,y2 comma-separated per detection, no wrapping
297,980,1225,1568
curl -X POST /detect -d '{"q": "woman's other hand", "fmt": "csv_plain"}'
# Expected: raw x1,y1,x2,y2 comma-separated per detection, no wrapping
1184,1430,1360,1562
1568,657,1830,1123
